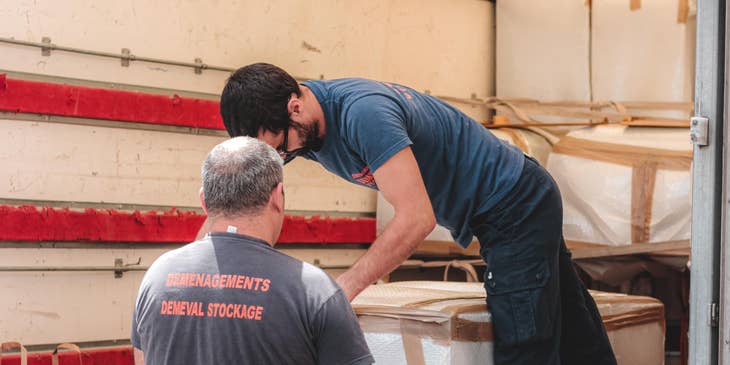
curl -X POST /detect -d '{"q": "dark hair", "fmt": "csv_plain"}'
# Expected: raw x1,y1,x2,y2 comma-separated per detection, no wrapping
220,63,301,138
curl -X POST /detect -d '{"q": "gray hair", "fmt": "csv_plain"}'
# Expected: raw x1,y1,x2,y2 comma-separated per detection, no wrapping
201,136,283,217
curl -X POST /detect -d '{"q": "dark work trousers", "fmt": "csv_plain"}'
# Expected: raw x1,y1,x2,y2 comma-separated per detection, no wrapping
470,155,617,365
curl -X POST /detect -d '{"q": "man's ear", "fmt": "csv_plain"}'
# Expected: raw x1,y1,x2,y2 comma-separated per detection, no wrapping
199,187,208,215
287,93,302,117
270,182,285,214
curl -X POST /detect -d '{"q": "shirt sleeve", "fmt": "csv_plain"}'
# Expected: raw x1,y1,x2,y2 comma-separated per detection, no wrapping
130,301,142,348
313,289,374,365
130,276,151,349
344,95,413,173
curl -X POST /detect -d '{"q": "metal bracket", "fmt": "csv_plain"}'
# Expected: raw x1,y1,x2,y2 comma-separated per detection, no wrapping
41,37,52,56
690,116,709,146
114,257,142,278
710,302,719,327
121,48,131,67
193,58,204,74
114,258,124,278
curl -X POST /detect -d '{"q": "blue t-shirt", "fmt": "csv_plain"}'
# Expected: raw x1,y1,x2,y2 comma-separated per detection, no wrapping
301,79,524,247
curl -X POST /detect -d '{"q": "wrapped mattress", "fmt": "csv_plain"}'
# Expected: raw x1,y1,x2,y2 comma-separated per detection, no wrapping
546,125,692,247
353,281,665,365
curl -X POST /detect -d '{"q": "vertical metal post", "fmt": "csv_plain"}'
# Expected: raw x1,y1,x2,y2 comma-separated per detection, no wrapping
692,0,725,364
720,0,730,360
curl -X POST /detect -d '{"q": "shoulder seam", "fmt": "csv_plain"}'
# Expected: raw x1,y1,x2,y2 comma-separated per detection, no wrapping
312,288,344,319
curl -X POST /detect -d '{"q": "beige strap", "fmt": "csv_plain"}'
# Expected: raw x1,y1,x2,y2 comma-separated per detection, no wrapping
496,128,530,153
618,101,692,111
419,259,484,283
567,239,690,259
609,101,629,118
490,101,535,123
552,136,692,170
442,260,480,282
492,115,509,126
620,118,690,128
602,306,665,331
400,320,426,365
0,342,28,365
505,100,691,112
678,0,690,23
441,97,691,128
491,104,612,124
439,96,691,113
52,343,82,365
631,163,658,243
452,318,495,342
484,121,607,129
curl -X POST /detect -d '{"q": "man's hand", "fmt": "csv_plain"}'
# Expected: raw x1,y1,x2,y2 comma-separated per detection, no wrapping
133,347,145,365
336,147,435,301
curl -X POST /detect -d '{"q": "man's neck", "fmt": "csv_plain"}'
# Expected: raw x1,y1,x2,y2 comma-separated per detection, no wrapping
300,85,326,138
205,216,276,246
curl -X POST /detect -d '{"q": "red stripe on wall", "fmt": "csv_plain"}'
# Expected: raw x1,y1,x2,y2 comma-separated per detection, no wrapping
279,215,375,244
0,75,225,130
0,206,374,244
0,346,133,365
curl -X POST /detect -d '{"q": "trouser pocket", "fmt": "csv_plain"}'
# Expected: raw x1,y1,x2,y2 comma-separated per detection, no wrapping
485,257,555,346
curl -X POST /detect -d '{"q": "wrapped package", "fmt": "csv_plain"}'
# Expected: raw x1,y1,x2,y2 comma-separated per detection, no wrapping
546,125,692,247
353,281,664,365
592,0,695,121
496,0,590,102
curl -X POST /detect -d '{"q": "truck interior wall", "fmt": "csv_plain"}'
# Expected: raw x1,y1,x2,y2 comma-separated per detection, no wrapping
0,0,495,346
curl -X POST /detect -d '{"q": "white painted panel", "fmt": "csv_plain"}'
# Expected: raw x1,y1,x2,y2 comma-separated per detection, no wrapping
0,0,493,116
0,247,166,345
0,246,365,345
0,119,375,212
496,0,590,101
592,0,695,119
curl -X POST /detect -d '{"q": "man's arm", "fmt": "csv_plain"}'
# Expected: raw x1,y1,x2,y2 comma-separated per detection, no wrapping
336,147,435,300
133,347,145,365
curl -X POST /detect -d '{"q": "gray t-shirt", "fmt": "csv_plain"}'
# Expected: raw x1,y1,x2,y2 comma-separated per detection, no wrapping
131,232,373,365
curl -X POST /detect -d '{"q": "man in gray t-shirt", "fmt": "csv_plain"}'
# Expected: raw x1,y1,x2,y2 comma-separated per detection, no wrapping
131,137,373,365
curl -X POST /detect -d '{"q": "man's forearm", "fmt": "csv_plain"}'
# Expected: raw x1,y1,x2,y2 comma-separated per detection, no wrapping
337,212,434,300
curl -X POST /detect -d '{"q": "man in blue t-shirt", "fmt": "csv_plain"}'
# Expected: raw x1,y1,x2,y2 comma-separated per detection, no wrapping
216,63,617,365
132,137,373,365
